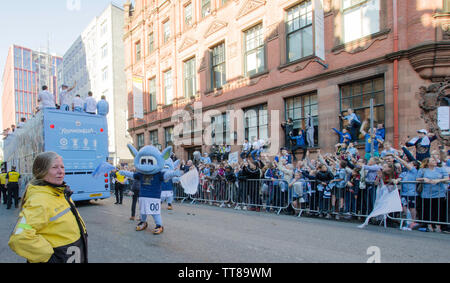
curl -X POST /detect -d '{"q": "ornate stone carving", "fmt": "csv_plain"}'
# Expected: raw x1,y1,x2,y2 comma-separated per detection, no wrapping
417,79,450,145
204,20,228,38
179,37,198,52
442,22,450,40
236,0,265,19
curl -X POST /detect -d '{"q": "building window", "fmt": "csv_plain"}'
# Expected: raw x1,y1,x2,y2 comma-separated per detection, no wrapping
244,104,268,142
149,78,157,111
149,130,159,147
201,0,211,18
211,43,226,89
135,41,141,61
164,69,173,105
340,77,385,139
211,113,230,145
102,67,108,81
148,33,154,53
163,20,171,43
101,21,108,35
137,133,145,150
342,0,380,43
184,3,193,27
285,93,319,146
244,24,265,76
444,0,450,12
102,44,108,59
183,57,196,98
286,1,313,63
14,47,22,69
164,126,174,148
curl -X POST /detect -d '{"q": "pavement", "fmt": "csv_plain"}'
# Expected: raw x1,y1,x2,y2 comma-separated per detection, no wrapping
1,196,450,263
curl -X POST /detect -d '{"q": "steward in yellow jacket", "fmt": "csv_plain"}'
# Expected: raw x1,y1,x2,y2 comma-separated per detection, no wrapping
8,180,88,263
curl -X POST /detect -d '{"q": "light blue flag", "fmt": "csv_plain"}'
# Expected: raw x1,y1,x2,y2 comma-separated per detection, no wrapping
92,162,116,178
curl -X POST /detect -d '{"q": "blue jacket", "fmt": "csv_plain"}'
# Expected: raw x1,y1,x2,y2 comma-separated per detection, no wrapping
291,131,306,147
332,128,352,143
97,99,109,116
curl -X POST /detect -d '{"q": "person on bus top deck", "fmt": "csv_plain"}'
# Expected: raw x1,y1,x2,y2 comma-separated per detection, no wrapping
84,92,97,115
72,95,84,112
59,82,77,111
97,96,109,116
9,152,88,263
6,166,21,210
38,86,56,110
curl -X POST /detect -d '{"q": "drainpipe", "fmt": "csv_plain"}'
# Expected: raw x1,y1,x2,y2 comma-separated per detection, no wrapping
393,0,399,148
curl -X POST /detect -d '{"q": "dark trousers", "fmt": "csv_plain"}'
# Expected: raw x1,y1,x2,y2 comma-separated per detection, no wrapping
131,193,139,217
349,121,361,141
115,183,124,204
0,184,7,204
7,183,19,209
291,145,307,160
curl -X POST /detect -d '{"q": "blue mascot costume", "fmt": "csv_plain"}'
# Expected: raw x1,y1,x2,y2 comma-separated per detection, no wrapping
161,158,180,210
118,145,182,234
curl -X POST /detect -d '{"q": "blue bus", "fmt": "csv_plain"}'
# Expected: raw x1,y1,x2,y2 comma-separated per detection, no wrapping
3,109,111,202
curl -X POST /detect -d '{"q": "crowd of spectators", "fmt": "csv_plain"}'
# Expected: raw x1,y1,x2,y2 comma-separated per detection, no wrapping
172,110,449,232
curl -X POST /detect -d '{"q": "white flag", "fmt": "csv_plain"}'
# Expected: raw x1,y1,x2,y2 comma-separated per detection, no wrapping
180,167,199,195
358,185,402,229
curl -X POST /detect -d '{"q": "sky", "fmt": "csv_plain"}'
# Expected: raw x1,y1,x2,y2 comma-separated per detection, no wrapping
0,0,129,127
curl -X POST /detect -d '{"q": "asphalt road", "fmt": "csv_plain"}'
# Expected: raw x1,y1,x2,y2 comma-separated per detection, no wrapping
1,196,449,263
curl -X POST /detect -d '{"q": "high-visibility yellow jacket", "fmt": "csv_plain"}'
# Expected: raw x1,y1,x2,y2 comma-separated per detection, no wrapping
0,173,7,185
115,172,126,184
8,181,88,263
7,171,20,183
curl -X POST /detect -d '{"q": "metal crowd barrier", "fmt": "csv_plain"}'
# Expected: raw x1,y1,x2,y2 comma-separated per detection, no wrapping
231,179,291,214
290,180,377,220
173,182,190,203
386,181,449,230
190,179,232,207
172,177,450,230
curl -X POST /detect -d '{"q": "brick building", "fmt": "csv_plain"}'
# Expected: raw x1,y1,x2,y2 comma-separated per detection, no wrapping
123,0,450,160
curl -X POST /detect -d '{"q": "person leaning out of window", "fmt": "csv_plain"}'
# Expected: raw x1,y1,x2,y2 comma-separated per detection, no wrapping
8,152,88,263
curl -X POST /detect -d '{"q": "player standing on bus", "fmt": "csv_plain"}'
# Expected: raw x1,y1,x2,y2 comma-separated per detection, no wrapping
59,82,77,111
38,86,56,110
0,168,7,205
6,166,21,209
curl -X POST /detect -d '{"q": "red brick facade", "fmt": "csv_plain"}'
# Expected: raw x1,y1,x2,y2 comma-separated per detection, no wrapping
123,0,450,160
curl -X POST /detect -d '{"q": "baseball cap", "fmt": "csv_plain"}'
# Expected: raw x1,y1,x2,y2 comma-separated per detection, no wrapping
417,129,428,134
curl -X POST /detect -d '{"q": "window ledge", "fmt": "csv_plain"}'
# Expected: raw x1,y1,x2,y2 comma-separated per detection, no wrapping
332,29,391,54
246,70,270,80
278,55,316,71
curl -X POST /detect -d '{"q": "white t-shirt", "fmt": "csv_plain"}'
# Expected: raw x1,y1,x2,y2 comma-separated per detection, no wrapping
38,90,55,109
59,90,73,106
84,96,97,113
73,97,84,108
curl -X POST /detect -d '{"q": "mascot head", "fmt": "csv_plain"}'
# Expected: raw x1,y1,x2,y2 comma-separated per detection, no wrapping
128,144,172,175
163,158,180,171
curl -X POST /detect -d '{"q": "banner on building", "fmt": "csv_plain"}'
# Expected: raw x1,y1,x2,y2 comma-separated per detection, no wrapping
314,0,325,61
437,106,450,135
133,77,144,119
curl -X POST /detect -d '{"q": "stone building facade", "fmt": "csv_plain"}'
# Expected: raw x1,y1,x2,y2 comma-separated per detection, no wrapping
123,0,450,160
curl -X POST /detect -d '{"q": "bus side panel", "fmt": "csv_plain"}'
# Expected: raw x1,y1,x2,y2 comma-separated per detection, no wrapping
43,109,110,201
64,174,111,201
